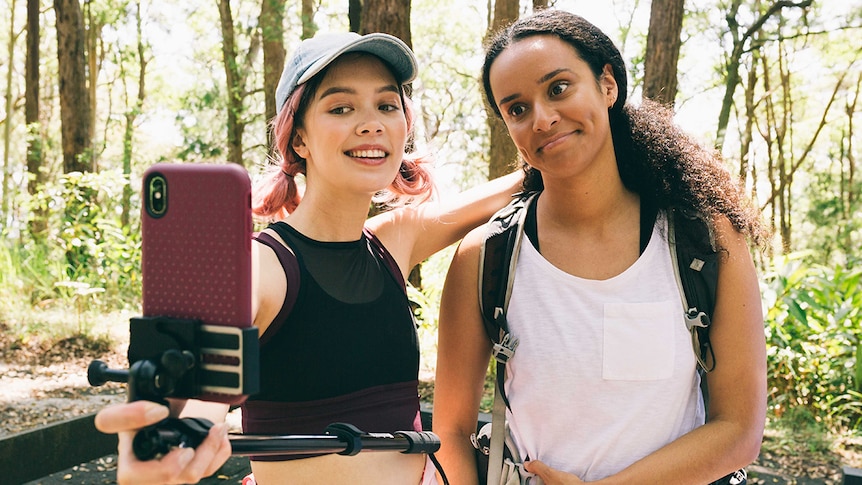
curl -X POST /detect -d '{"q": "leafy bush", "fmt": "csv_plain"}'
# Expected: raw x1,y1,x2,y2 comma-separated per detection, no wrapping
763,252,862,430
1,170,142,319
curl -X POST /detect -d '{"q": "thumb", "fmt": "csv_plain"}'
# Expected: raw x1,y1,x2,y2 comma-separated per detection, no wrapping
524,459,550,477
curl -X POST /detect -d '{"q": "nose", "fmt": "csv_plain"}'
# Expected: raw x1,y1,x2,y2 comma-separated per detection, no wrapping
532,102,559,132
356,114,385,135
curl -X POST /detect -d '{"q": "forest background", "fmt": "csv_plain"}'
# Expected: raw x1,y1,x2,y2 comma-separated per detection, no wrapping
0,0,861,476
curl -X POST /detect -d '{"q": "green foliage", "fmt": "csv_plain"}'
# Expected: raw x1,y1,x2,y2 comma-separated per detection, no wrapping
803,171,862,266
762,252,862,430
2,169,142,319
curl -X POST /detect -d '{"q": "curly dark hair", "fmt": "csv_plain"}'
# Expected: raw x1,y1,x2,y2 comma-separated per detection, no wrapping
482,9,765,245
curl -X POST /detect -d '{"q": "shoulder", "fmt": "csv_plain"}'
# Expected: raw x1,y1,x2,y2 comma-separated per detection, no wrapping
710,214,751,262
455,223,488,260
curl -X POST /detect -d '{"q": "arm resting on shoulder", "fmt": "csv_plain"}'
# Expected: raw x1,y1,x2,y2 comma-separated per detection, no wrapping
369,170,523,274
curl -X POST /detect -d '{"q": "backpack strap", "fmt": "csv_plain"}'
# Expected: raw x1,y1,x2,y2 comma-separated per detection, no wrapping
667,207,719,373
668,210,747,485
479,191,539,485
478,192,539,405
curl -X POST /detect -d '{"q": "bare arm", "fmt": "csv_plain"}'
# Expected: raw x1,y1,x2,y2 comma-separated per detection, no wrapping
527,216,767,485
368,170,523,277
432,228,495,485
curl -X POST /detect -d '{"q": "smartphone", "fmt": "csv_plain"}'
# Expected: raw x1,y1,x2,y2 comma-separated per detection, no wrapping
137,162,256,404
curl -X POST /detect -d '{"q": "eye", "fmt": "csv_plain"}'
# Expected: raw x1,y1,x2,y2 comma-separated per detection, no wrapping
549,81,569,97
380,102,402,112
507,104,527,118
329,105,352,115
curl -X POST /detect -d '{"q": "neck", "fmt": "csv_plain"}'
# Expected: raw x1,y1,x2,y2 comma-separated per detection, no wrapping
539,160,636,227
285,188,372,241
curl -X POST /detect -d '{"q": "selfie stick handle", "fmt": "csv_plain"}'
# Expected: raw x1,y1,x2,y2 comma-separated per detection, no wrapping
229,423,441,457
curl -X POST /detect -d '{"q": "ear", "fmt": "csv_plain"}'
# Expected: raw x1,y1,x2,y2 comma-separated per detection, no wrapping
291,130,309,159
600,64,619,108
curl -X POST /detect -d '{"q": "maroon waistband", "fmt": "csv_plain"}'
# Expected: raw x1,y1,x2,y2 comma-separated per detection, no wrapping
242,380,421,461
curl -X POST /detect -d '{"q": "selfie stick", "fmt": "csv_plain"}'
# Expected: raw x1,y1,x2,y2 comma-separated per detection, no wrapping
132,419,440,460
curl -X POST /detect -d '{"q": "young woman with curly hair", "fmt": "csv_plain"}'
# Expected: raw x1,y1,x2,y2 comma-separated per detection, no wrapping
433,9,766,485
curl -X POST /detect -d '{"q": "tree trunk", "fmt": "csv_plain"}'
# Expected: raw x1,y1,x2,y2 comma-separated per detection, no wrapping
2,0,17,219
54,0,92,173
847,74,860,208
25,3,41,168
642,0,684,106
121,1,147,227
261,0,286,152
739,43,759,190
218,0,245,165
348,0,360,33
359,0,411,46
26,0,46,237
26,0,42,189
84,1,104,170
487,0,519,179
300,0,316,39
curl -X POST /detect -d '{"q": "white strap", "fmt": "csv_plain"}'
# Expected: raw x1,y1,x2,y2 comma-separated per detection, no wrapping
486,382,507,485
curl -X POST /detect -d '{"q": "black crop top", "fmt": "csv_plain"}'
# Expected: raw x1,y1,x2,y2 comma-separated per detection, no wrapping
241,223,421,461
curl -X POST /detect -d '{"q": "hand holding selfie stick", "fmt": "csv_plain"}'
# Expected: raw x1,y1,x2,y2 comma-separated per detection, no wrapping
88,316,440,461
88,315,258,458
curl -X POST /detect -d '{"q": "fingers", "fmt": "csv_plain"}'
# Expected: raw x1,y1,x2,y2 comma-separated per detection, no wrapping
524,459,548,476
180,423,232,480
115,430,193,485
95,401,169,434
524,460,585,485
114,422,231,485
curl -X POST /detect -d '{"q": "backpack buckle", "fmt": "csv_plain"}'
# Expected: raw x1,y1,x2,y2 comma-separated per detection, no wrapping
684,309,710,331
492,333,519,363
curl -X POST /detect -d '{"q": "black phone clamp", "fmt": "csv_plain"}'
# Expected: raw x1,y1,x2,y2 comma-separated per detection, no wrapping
88,315,259,403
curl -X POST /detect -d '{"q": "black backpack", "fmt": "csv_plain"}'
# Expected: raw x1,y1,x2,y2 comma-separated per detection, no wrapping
479,191,718,407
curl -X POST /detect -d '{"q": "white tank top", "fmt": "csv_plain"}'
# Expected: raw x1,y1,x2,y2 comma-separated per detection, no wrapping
504,212,705,481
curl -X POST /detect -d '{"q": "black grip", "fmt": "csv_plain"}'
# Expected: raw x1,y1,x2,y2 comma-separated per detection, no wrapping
393,431,441,454
132,417,214,461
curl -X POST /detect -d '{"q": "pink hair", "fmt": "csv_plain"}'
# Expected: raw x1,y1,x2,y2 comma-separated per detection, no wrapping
252,79,435,221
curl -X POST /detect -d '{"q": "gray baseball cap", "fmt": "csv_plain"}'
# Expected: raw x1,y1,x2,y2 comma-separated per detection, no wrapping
275,31,417,114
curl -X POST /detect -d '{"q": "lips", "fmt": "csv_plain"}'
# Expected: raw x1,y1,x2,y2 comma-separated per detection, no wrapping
537,131,577,153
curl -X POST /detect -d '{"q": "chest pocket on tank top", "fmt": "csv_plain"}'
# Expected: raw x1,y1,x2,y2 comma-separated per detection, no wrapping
602,300,677,380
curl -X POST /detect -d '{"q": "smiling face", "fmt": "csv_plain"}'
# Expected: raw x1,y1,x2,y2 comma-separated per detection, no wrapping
291,53,408,197
488,35,619,182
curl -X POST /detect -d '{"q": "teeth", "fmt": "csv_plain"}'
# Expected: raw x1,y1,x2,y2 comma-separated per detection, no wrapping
348,149,386,158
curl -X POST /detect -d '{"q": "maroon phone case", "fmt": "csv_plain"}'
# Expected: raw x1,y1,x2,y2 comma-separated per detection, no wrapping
141,163,253,403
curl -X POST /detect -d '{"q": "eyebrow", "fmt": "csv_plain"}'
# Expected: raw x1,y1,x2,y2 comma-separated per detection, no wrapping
497,68,572,106
319,84,401,99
